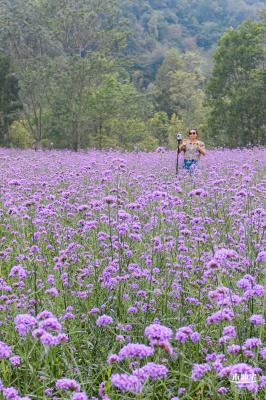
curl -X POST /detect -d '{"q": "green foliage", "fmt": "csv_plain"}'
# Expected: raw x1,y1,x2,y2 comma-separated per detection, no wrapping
44,68,151,150
167,113,184,149
0,0,265,150
151,50,207,131
120,0,264,85
0,0,128,150
148,111,169,146
9,120,34,148
206,20,266,146
86,74,150,149
0,54,22,144
106,118,149,150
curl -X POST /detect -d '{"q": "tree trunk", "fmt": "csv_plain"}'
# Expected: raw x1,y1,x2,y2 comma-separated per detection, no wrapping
72,120,80,152
98,122,103,150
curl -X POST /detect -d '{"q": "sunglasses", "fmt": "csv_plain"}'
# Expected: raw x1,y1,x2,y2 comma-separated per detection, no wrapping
189,131,197,135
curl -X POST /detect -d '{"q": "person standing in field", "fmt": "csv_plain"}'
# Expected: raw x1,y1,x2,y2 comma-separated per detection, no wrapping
179,128,206,171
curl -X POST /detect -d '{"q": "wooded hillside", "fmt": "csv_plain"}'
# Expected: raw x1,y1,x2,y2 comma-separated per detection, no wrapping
0,0,265,149
121,0,264,84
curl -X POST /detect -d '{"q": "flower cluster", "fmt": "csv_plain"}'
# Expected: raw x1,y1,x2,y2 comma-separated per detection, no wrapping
0,147,265,399
31,311,68,346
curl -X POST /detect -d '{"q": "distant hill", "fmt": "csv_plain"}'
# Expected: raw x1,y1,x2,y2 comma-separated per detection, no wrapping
120,0,264,83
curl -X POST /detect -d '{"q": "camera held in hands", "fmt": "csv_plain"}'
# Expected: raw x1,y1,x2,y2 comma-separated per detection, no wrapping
176,133,183,143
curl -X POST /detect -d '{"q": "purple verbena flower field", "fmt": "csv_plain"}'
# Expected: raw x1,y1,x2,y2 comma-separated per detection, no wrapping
0,148,265,400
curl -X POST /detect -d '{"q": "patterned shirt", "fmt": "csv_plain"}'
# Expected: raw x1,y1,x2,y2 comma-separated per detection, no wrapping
183,140,205,161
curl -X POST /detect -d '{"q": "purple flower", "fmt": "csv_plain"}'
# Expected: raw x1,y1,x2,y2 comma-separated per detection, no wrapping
207,308,234,324
219,335,231,344
249,314,265,325
144,323,174,353
96,315,113,327
144,323,173,345
40,333,59,347
88,308,100,315
116,335,125,343
14,314,37,336
219,362,255,378
98,381,106,397
235,375,258,393
2,387,19,399
208,287,230,302
37,310,54,320
243,337,262,350
191,363,211,381
133,362,168,382
217,387,228,394
44,388,53,396
175,326,193,343
107,354,119,364
32,328,46,339
72,393,88,400
0,341,12,359
250,284,264,297
236,275,254,290
260,347,266,359
9,265,27,279
57,333,68,344
190,332,201,343
206,353,218,362
55,378,81,392
103,195,116,205
9,356,21,366
260,376,266,389
127,306,138,314
222,325,236,337
39,317,62,332
116,323,132,332
227,344,241,354
45,287,59,296
243,350,255,359
118,343,154,360
110,373,142,393
256,251,266,262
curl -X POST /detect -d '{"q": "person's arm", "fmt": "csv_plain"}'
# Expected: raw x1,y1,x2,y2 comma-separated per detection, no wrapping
179,140,187,152
198,142,206,156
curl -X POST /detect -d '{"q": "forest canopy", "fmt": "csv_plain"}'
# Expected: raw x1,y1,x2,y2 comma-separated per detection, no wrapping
0,0,265,150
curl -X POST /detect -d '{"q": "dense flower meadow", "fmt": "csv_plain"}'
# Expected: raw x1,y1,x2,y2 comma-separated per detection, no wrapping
0,147,265,400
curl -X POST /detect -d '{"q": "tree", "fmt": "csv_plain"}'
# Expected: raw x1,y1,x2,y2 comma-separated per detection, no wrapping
167,113,184,149
152,49,207,129
206,20,266,146
0,0,57,149
152,48,183,116
44,55,104,150
0,55,22,144
148,111,169,146
87,74,151,149
1,0,264,150
0,0,127,150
